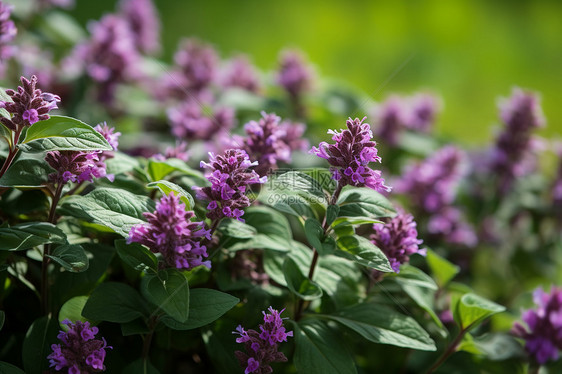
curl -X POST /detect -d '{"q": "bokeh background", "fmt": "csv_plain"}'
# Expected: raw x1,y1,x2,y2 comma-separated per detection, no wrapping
67,0,562,146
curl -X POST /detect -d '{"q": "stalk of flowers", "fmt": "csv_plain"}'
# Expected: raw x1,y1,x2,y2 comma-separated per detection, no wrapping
512,287,562,365
489,87,545,192
47,319,111,373
309,116,391,200
195,149,267,224
153,140,190,162
221,55,261,94
233,307,293,374
168,99,234,143
118,0,161,55
128,192,212,270
0,1,16,78
277,50,313,118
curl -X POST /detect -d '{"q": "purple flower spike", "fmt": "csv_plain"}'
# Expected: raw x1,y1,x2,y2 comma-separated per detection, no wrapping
0,2,16,77
119,0,161,55
277,50,313,98
374,95,408,146
168,100,234,142
221,55,261,93
0,75,60,131
153,141,190,162
173,38,218,93
196,149,266,222
234,307,293,374
309,117,390,193
407,93,440,132
370,211,424,272
47,319,111,372
512,287,562,364
128,192,211,270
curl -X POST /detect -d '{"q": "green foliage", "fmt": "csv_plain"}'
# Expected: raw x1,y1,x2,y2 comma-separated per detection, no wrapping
336,235,393,272
426,248,460,287
453,293,506,331
0,222,66,251
82,282,149,323
0,159,52,188
22,316,59,374
337,187,396,221
115,239,158,273
46,244,89,272
146,180,195,210
58,296,89,325
141,269,190,323
283,257,323,300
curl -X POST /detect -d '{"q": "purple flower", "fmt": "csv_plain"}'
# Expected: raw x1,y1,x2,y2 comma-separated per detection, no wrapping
512,287,562,364
0,1,16,77
426,207,477,247
489,88,545,191
233,307,293,374
119,0,161,55
407,93,440,132
94,122,121,151
39,0,75,9
370,211,424,272
153,141,190,162
277,50,313,98
0,75,60,131
309,117,390,193
373,95,408,146
168,99,234,142
128,192,211,270
195,149,266,222
279,120,309,152
47,319,111,373
221,55,261,93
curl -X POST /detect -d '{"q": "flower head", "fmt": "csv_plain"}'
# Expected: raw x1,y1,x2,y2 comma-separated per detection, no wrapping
47,319,111,373
171,38,217,94
233,307,293,374
128,192,211,270
310,117,390,192
0,75,60,131
153,141,190,162
119,0,161,55
168,100,234,142
196,149,266,222
277,50,313,98
0,1,16,77
370,211,424,272
512,287,562,364
221,55,261,93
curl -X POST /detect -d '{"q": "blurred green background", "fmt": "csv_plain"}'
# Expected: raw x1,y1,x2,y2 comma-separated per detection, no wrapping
70,0,562,146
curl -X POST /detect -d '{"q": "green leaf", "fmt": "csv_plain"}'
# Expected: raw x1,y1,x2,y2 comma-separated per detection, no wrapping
304,218,325,251
121,319,150,336
22,315,59,374
284,257,323,300
0,361,26,374
337,187,396,220
336,235,392,272
142,269,190,323
123,358,160,374
266,171,325,199
58,187,155,237
18,116,112,153
59,296,89,324
147,180,194,210
326,204,340,226
0,222,66,251
161,288,239,330
115,239,158,273
147,158,205,183
82,282,149,323
294,319,357,374
426,248,460,287
454,293,506,331
0,158,52,188
46,244,89,272
323,302,436,351
217,218,257,239
0,310,4,330
105,151,140,175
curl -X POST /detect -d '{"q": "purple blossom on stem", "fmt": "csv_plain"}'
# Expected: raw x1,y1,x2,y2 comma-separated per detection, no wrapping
370,210,425,272
512,287,562,364
279,120,309,153
373,95,408,146
47,319,111,373
427,207,477,247
195,149,266,222
119,0,161,55
128,192,211,270
408,93,440,132
233,307,293,374
153,141,190,162
221,55,261,93
0,75,60,131
0,1,16,77
168,99,234,142
276,50,312,98
309,117,390,193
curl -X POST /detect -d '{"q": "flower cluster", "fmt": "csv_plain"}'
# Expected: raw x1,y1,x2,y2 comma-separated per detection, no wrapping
45,122,120,185
370,211,425,272
310,117,390,193
128,192,211,270
0,75,60,132
234,307,293,374
512,287,562,364
196,149,266,222
236,112,292,177
47,319,111,373
373,93,440,145
153,140,190,162
119,0,160,55
168,100,234,142
221,55,261,94
0,1,16,77
490,87,545,191
277,50,312,99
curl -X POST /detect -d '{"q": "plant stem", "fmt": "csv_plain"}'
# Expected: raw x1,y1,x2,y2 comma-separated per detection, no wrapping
0,128,22,179
424,328,468,374
41,182,64,314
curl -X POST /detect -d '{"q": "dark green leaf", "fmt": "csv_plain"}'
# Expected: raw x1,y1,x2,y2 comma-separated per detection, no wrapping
284,257,323,300
337,187,395,219
122,358,160,374
454,293,506,330
217,218,257,239
426,248,460,287
326,204,340,226
82,282,148,323
304,218,324,250
294,319,357,374
115,239,158,273
147,158,205,183
0,158,52,188
244,206,292,239
142,269,190,323
0,222,66,251
58,187,155,237
161,288,239,330
18,115,112,153
105,151,140,175
0,310,4,330
59,296,89,324
336,235,392,272
323,302,436,351
266,171,325,199
147,180,194,210
22,315,59,374
0,361,26,374
47,244,89,272
121,319,150,336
